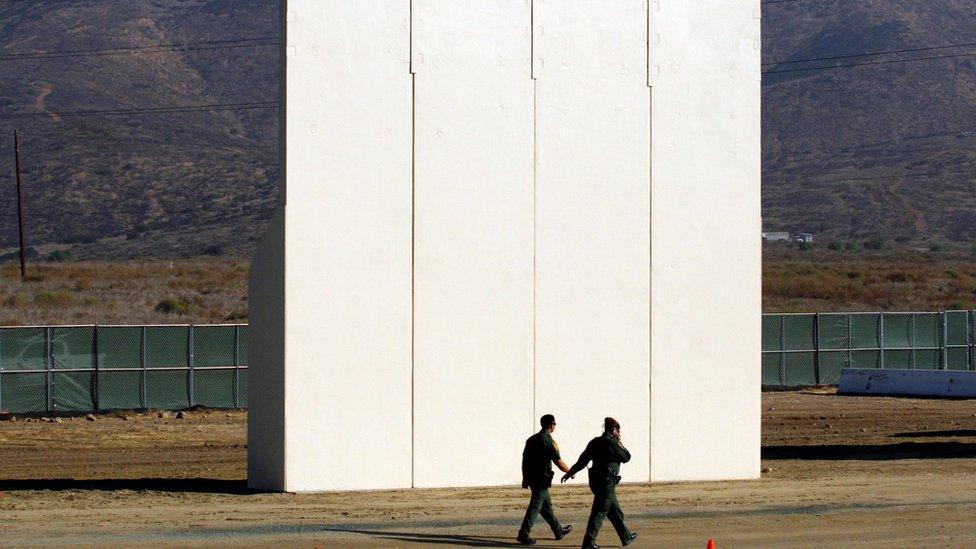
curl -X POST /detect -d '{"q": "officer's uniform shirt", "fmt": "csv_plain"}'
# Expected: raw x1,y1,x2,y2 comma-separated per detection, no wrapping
521,431,561,489
567,433,631,481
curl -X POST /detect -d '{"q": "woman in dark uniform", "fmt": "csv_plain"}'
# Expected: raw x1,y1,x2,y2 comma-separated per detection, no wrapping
562,417,638,549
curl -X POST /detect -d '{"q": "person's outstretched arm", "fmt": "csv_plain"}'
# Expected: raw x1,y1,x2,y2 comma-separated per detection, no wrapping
554,458,571,474
562,441,594,482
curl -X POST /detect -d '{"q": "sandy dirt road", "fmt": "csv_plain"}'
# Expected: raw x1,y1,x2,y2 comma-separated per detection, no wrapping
2,390,976,547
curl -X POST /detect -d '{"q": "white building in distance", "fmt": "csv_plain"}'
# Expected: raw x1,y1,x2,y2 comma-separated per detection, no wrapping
249,0,762,492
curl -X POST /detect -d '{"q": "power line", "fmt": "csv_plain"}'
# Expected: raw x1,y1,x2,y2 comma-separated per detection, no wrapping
764,40,976,67
0,101,278,121
0,37,278,62
766,168,976,184
763,48,976,75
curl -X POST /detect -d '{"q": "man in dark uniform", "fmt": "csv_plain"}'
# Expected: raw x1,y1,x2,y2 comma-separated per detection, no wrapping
517,414,574,545
561,417,638,549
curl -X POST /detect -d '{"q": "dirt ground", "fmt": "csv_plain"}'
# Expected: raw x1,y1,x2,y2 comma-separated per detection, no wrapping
2,391,976,547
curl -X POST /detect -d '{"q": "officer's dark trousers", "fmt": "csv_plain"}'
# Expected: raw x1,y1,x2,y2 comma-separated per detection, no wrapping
582,482,632,546
518,485,563,538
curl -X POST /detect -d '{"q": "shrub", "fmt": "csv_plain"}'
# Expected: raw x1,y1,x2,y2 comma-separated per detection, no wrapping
863,237,888,251
844,241,860,251
797,241,814,251
203,244,223,257
827,241,843,251
46,250,72,262
225,308,248,322
929,242,946,252
886,272,909,283
155,298,190,315
4,294,27,307
34,290,71,307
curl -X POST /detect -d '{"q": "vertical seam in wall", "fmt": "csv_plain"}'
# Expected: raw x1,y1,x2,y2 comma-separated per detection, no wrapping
531,0,538,432
646,0,653,481
647,85,653,480
409,0,417,490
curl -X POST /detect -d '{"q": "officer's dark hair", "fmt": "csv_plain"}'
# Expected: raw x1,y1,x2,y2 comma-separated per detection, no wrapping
604,417,620,433
540,414,556,429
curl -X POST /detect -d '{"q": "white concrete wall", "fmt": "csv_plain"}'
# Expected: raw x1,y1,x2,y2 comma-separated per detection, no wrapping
251,0,761,492
648,0,762,481
411,0,535,488
533,0,651,482
249,0,414,492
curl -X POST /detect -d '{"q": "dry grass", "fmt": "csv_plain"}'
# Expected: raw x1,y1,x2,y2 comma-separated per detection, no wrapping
764,247,976,312
0,259,248,326
0,249,970,325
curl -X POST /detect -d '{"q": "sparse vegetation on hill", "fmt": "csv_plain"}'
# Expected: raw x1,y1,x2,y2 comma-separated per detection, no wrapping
764,247,976,313
0,259,247,325
0,0,279,260
0,252,972,325
0,1,975,259
763,1,976,244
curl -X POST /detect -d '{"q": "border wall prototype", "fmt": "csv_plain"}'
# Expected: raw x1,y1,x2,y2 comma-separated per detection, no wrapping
249,0,762,492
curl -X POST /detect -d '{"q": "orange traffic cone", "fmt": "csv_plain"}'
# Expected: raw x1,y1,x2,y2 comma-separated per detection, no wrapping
706,540,716,549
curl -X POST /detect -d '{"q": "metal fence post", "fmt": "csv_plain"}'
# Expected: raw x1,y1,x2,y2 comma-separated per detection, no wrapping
233,325,240,408
779,315,786,386
846,313,853,369
93,324,100,412
939,311,949,370
966,310,973,370
879,312,885,369
911,313,917,370
140,326,147,408
45,327,52,412
187,325,195,408
813,313,821,384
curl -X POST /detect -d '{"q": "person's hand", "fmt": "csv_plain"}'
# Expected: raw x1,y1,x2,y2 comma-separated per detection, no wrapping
561,473,574,483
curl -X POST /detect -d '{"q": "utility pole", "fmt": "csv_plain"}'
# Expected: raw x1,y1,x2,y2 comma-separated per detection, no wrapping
13,130,26,281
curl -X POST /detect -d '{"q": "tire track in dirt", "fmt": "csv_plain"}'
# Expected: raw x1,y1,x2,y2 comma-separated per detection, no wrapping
14,498,976,547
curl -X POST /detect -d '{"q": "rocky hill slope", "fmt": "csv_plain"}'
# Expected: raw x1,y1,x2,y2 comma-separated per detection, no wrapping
0,0,973,259
0,0,279,259
763,0,976,245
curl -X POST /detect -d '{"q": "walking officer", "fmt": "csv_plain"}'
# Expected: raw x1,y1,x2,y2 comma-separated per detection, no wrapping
517,414,574,545
561,417,638,549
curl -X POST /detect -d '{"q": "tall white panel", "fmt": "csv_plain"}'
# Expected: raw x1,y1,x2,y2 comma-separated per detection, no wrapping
534,0,652,481
648,0,762,481
412,0,535,488
260,0,414,492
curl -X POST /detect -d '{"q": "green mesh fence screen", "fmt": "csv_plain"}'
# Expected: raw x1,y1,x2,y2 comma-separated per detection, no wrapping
0,325,247,414
1,328,47,371
147,326,189,369
1,313,973,410
762,311,976,387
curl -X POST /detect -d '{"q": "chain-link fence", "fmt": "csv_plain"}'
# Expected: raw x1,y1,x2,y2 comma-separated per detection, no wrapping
763,311,975,387
0,324,247,414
